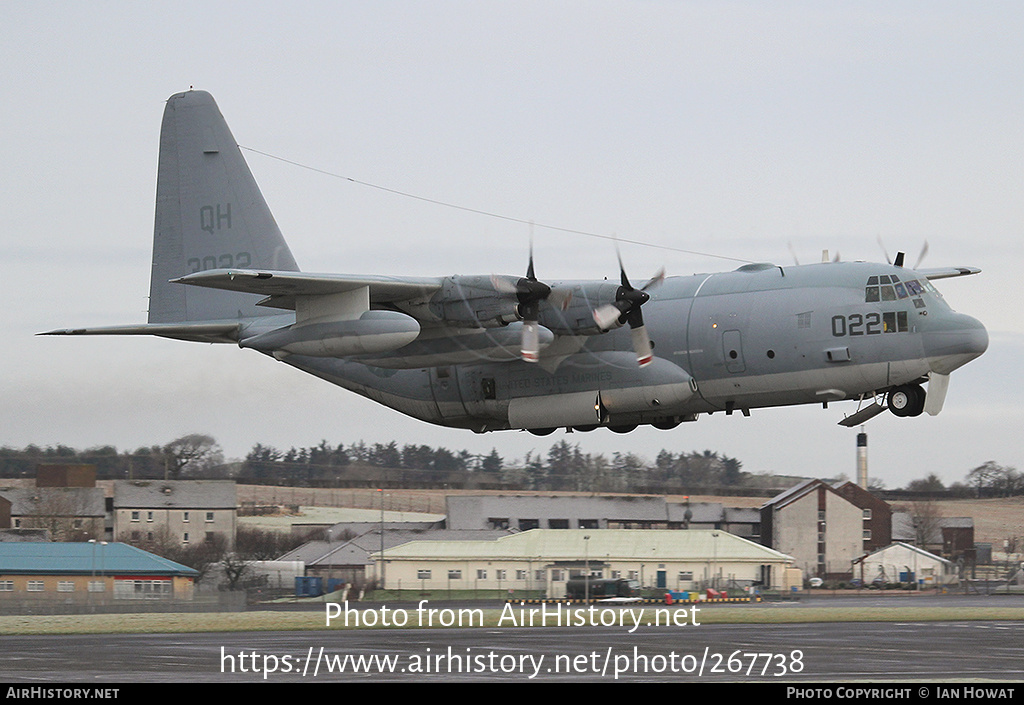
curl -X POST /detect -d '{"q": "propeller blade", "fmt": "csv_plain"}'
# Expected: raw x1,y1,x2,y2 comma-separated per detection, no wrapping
877,235,892,265
631,324,654,367
914,240,929,269
521,320,540,363
642,267,665,291
490,274,519,295
593,303,625,330
548,288,573,311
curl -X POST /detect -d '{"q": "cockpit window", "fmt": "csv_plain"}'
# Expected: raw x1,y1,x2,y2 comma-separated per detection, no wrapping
865,276,928,304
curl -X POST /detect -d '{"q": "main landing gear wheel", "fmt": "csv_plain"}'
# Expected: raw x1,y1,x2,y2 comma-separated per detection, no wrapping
887,384,925,417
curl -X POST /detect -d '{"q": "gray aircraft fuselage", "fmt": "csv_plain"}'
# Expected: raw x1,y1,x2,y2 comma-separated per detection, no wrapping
253,260,986,433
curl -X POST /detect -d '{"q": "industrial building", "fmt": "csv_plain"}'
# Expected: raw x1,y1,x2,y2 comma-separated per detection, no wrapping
445,495,760,540
372,529,797,596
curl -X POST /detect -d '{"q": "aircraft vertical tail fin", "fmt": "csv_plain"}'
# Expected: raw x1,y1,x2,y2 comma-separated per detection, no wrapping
148,90,299,324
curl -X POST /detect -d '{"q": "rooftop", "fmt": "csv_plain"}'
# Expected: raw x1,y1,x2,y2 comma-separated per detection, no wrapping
0,542,198,576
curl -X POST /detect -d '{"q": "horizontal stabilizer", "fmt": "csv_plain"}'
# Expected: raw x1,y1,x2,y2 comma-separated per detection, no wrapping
173,269,443,310
39,322,241,344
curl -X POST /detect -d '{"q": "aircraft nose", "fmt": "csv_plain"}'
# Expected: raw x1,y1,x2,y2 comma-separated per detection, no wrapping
922,312,988,375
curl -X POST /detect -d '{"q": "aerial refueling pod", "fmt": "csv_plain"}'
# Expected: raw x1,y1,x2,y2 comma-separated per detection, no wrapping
239,310,420,357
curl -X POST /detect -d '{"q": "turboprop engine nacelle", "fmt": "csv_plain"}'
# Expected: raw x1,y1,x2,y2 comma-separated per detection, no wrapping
240,310,420,357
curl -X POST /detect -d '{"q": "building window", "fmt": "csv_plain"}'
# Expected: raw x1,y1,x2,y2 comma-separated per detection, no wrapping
73,519,83,530
13,518,20,528
678,571,694,581
548,519,569,529
114,579,171,600
0,581,13,591
534,570,545,582
88,581,105,593
58,581,75,593
863,530,872,540
611,571,621,579
182,533,189,544
516,570,527,580
131,531,141,541
518,519,539,531
487,517,509,529
628,571,639,580
818,511,826,521
495,570,506,580
863,509,872,520
27,581,44,592
146,511,154,523
183,512,190,523
551,570,564,582
131,511,140,522
447,570,462,580
579,519,599,529
205,532,216,544
476,569,487,580
205,512,215,523
417,570,431,580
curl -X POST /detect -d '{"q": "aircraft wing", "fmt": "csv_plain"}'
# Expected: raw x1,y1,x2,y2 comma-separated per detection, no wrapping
39,322,242,344
172,269,445,310
916,266,981,281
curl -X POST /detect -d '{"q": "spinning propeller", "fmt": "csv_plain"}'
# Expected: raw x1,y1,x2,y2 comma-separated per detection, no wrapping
492,244,570,363
592,251,665,367
878,237,929,270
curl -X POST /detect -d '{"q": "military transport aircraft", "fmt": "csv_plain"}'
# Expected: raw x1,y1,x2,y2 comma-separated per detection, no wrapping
44,90,989,435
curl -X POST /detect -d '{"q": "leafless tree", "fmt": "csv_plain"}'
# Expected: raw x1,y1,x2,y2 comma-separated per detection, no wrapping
162,434,223,479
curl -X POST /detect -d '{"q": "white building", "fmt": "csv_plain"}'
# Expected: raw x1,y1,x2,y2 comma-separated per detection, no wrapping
373,529,797,595
852,542,957,586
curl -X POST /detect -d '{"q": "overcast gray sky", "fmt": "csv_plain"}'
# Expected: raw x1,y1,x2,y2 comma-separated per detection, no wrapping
2,1,1020,488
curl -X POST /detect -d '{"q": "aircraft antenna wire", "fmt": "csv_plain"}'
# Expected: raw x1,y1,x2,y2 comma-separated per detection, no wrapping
240,146,753,265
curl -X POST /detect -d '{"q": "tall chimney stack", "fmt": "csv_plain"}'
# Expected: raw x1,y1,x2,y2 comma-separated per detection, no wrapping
857,431,868,489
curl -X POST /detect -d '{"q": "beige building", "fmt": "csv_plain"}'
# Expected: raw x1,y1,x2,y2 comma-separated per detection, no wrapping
760,479,864,580
113,480,237,549
372,529,796,595
0,542,198,606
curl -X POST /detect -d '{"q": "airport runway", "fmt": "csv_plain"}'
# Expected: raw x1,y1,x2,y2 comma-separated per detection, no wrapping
3,620,1023,682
